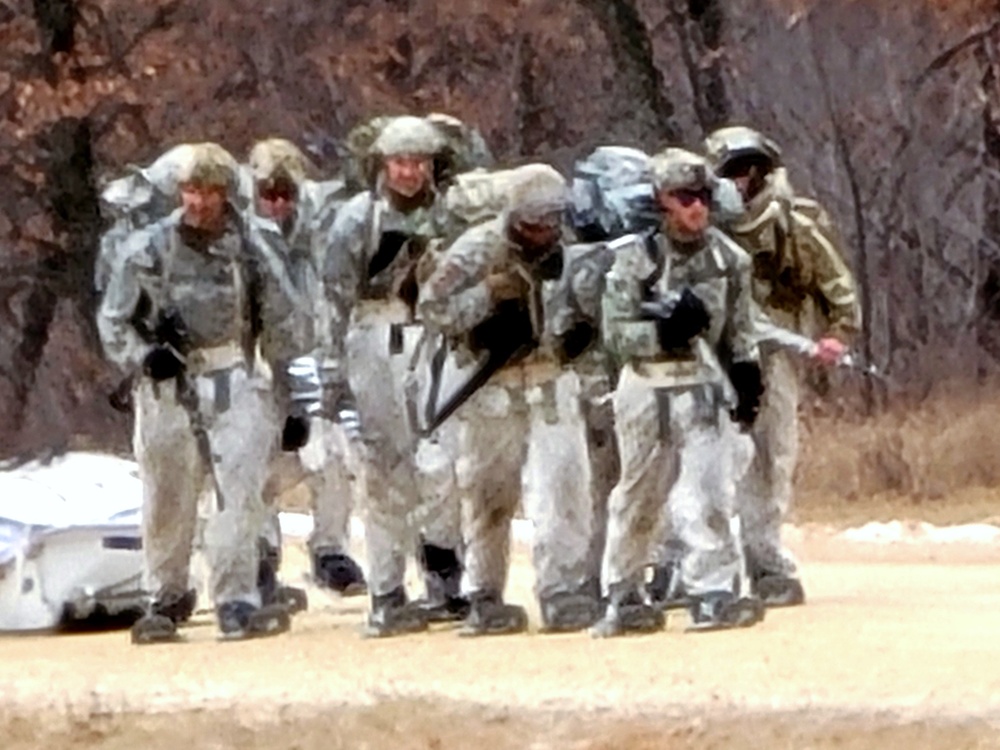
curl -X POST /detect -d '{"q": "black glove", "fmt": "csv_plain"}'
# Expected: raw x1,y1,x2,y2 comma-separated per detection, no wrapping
655,288,711,350
729,361,764,430
281,415,311,452
143,346,184,381
108,376,134,413
556,322,596,363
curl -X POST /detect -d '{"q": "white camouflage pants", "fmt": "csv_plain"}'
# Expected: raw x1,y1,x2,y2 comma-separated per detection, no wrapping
578,373,618,591
737,351,800,577
456,368,598,602
347,312,461,597
412,422,464,553
602,367,742,597
134,364,276,608
264,416,357,556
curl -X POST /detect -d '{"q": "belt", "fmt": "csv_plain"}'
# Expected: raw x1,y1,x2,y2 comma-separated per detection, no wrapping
627,359,717,391
185,342,247,375
353,299,413,324
492,358,561,389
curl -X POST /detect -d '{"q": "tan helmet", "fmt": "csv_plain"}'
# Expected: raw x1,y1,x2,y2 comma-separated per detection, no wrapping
703,126,782,175
507,163,568,221
371,115,447,157
175,142,239,193
650,148,714,193
247,138,310,187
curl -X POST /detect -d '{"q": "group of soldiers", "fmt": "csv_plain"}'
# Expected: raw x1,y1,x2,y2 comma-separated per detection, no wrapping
94,113,859,643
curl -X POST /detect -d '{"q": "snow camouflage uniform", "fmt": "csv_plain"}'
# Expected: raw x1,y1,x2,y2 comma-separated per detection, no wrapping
704,126,861,606
593,148,766,636
98,143,309,643
245,139,366,598
419,164,611,635
323,116,468,636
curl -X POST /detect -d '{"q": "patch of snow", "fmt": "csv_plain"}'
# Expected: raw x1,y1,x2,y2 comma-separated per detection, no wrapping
839,520,1000,545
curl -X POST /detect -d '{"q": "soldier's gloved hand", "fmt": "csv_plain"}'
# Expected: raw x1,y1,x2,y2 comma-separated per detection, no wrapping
728,361,764,430
281,415,311,452
656,288,710,350
143,346,184,381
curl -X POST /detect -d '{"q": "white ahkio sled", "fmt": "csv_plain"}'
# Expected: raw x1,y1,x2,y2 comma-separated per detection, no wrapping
0,453,146,632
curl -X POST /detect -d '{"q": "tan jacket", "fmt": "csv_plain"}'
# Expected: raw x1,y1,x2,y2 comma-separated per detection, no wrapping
728,169,860,341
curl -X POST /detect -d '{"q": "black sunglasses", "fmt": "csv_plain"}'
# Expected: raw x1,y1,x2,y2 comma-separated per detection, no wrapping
258,181,297,203
670,189,711,207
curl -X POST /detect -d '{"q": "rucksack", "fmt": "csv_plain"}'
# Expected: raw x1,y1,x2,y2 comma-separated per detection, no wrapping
569,146,659,242
443,165,550,229
95,161,179,293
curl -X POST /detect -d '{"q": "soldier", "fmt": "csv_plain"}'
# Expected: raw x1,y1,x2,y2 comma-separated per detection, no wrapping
246,138,366,596
418,164,606,635
593,148,765,636
704,126,861,606
98,143,309,643
323,116,466,636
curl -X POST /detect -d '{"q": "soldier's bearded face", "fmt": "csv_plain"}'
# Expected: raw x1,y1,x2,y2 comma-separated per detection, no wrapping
660,188,710,240
180,184,227,230
383,155,433,198
257,181,297,224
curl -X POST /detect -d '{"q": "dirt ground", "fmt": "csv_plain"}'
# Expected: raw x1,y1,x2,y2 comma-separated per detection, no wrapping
2,518,1000,750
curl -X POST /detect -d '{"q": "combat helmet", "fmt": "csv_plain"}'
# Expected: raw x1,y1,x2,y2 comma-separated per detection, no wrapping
175,142,239,194
506,163,569,224
703,126,782,177
371,116,448,158
248,138,311,188
650,148,715,193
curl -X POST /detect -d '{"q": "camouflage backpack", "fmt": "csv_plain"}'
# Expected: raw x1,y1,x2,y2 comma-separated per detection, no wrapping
569,146,659,242
95,145,194,293
443,164,557,229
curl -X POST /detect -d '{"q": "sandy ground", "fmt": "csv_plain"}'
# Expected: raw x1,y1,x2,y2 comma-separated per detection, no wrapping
2,526,1000,749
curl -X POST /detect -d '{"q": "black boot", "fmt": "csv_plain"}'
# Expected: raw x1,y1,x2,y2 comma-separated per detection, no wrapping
539,590,602,633
155,587,197,622
459,590,528,637
258,541,309,614
686,591,765,632
364,586,428,638
129,588,196,645
590,584,665,638
312,548,368,596
646,562,688,610
217,601,291,640
754,574,806,608
130,612,178,645
414,541,470,622
257,540,280,607
745,548,805,608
